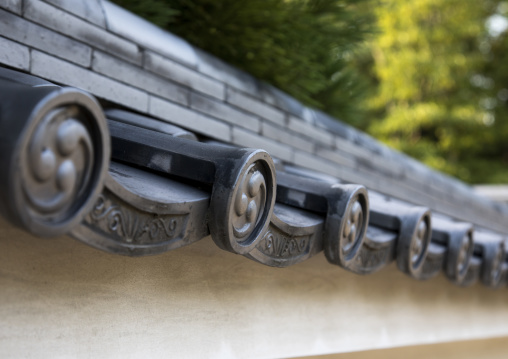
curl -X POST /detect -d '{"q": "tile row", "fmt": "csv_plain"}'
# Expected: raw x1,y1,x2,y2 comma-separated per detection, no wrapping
0,69,506,291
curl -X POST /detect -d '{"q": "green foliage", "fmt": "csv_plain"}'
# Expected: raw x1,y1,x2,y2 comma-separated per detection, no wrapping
113,0,374,125
112,0,179,27
366,0,508,183
114,0,508,184
478,4,508,183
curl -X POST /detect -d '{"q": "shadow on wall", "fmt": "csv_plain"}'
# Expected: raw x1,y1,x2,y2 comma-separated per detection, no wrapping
1,214,508,358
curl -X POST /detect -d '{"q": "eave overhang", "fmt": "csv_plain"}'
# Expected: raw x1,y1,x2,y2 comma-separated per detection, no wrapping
0,67,507,290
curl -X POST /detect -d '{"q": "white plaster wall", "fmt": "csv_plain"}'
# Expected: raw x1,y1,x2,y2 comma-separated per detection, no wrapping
1,216,508,358
306,337,508,359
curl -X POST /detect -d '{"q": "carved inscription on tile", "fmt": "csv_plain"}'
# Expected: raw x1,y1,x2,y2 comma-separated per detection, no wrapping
257,228,310,259
84,192,187,244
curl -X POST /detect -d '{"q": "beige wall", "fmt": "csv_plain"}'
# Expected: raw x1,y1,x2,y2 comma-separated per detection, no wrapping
305,337,508,359
1,216,508,358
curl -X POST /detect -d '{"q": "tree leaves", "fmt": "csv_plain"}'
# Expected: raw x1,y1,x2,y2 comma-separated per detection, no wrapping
367,0,508,183
113,0,375,124
114,0,508,183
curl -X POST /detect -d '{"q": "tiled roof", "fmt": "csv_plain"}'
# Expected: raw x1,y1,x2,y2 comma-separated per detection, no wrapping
0,0,507,289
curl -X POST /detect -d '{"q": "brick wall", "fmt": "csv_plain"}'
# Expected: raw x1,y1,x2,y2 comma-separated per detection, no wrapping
0,0,507,232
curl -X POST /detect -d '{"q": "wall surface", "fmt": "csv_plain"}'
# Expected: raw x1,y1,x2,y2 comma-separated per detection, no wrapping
1,1,508,358
1,217,508,358
305,337,508,359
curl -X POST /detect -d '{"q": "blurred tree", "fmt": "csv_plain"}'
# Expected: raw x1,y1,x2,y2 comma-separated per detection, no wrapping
114,0,508,184
366,0,508,183
478,2,508,183
113,0,374,125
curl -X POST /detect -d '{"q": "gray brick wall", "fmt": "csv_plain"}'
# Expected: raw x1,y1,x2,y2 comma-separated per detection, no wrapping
92,51,188,106
25,0,141,64
232,127,293,162
144,51,225,100
226,87,287,126
43,0,106,27
0,36,29,71
149,96,231,142
190,92,261,133
0,9,92,67
0,0,506,232
0,0,22,15
31,50,149,112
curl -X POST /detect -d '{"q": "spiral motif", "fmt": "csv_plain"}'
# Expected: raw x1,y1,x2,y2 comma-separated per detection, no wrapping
264,232,275,253
231,162,267,242
23,106,93,216
341,199,364,254
490,246,504,283
260,230,308,258
410,219,428,266
456,234,471,275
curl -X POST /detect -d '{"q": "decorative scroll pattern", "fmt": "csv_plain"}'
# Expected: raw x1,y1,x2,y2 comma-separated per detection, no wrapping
2,68,505,289
341,200,364,254
410,219,428,267
490,246,505,284
85,193,186,244
24,106,93,215
257,230,309,259
456,235,471,274
231,162,267,241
